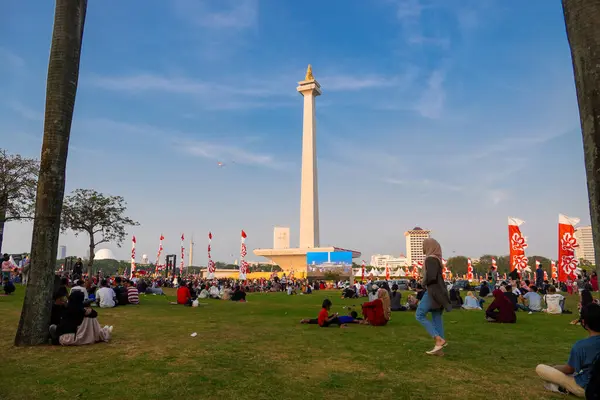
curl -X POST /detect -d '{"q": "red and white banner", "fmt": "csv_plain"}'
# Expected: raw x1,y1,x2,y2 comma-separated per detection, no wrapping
491,257,497,269
411,263,419,280
551,260,558,280
361,260,365,281
508,217,528,272
558,214,580,282
207,232,215,279
385,265,390,280
239,230,248,280
180,233,185,275
544,270,548,281
467,258,473,280
130,235,136,279
155,234,164,274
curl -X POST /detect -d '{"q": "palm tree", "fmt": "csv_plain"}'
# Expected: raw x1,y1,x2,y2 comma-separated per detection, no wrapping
562,0,600,276
14,0,88,346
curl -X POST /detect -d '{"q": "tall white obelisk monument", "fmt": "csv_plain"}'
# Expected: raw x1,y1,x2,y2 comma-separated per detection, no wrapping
297,65,321,249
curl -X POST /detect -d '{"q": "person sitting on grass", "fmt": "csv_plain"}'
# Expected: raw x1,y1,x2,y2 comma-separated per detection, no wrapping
231,285,247,302
2,277,15,295
209,282,221,299
49,291,112,346
113,277,128,306
300,299,347,328
125,280,139,305
449,288,463,309
177,280,193,306
486,289,516,323
96,280,116,308
571,288,598,325
390,284,403,311
361,288,391,326
462,291,482,310
536,303,600,397
523,286,543,312
544,285,565,315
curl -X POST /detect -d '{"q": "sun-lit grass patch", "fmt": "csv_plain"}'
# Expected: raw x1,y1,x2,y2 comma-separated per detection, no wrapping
0,287,589,399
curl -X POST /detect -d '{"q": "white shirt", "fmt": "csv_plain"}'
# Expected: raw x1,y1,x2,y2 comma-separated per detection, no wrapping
209,286,220,297
368,291,378,302
544,294,564,314
96,287,116,308
70,285,89,301
287,286,293,295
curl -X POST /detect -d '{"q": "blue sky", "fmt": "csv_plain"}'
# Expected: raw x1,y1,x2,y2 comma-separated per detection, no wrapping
0,0,590,263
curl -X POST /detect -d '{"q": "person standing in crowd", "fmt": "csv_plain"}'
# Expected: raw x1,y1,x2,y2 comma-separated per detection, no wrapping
415,238,451,355
73,258,84,277
591,272,598,292
1,254,11,281
535,263,544,291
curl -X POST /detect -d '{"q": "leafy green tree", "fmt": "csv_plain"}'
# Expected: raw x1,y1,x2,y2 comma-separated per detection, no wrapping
0,150,39,253
61,189,139,276
446,256,468,276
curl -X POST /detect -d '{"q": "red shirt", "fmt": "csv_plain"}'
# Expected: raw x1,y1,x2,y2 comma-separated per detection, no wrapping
317,308,329,326
177,286,191,304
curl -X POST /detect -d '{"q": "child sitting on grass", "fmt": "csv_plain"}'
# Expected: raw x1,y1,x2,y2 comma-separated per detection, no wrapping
300,299,347,328
536,303,600,397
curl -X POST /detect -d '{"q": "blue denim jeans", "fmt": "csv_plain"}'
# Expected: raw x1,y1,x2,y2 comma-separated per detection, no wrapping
416,291,444,339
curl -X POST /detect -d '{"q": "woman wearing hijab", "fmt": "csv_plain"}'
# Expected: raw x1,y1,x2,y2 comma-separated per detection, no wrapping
49,291,112,346
485,289,517,323
416,238,451,355
361,288,391,326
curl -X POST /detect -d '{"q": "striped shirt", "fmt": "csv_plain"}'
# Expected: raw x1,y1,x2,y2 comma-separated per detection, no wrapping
127,287,139,305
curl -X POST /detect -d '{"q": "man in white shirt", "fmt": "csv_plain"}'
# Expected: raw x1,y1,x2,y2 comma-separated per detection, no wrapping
96,279,116,308
209,283,220,299
544,286,565,314
70,279,89,301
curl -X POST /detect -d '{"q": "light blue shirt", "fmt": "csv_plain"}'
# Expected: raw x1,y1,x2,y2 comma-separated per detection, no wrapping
524,291,542,311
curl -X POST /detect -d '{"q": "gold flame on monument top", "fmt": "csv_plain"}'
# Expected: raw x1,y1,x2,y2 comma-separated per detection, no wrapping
305,64,315,81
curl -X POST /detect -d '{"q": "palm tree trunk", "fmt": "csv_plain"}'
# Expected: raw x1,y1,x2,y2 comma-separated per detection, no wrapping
562,0,600,276
14,0,87,346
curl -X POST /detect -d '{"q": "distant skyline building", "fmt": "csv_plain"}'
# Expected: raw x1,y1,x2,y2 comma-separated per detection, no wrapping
574,226,595,263
370,254,408,269
404,227,431,264
273,226,290,249
58,245,67,260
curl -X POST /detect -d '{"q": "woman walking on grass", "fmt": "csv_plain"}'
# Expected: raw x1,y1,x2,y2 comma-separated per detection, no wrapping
415,238,451,355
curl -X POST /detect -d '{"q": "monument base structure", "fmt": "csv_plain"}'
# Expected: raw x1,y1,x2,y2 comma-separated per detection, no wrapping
253,247,361,278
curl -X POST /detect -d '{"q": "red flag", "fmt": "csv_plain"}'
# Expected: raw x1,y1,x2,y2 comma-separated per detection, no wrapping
181,233,185,241
160,235,165,241
558,214,580,282
208,232,212,240
241,230,247,239
132,235,136,243
508,217,528,272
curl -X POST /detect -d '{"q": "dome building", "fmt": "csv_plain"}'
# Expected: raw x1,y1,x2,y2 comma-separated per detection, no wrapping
94,249,117,261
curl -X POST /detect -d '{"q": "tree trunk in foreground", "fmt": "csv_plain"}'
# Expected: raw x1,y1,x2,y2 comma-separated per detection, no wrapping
87,238,94,277
14,0,87,346
562,0,600,276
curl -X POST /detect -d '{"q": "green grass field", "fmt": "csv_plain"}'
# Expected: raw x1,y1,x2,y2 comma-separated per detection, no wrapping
0,287,592,400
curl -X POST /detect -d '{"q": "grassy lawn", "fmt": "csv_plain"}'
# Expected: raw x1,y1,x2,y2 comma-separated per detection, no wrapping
0,287,592,400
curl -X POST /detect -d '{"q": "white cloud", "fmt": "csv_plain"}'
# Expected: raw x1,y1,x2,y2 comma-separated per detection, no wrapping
173,0,258,30
182,141,276,167
414,70,446,118
383,177,463,192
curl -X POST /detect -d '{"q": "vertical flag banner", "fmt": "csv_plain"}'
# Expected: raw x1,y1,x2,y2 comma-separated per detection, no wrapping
411,261,419,280
180,233,185,275
385,264,390,280
508,217,528,272
239,230,248,280
361,260,365,281
551,260,558,280
467,258,473,280
130,235,136,279
558,214,580,282
491,257,497,269
155,234,164,274
207,232,215,279
442,258,448,281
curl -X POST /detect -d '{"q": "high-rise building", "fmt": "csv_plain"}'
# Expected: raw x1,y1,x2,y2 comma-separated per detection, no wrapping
574,226,595,263
404,227,431,264
58,245,67,260
273,226,290,249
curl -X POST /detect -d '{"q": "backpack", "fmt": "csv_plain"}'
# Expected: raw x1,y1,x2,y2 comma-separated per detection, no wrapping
586,353,600,399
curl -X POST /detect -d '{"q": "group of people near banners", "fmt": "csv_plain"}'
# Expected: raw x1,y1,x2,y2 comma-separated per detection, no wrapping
301,237,600,398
